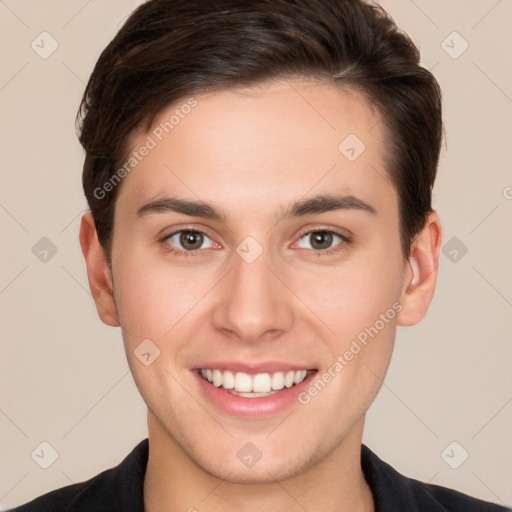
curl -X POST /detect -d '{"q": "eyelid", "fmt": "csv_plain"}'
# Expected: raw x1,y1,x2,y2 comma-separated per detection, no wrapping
158,224,216,242
295,225,352,240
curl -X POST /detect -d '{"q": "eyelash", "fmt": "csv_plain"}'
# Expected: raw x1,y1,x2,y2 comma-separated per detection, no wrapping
159,228,352,259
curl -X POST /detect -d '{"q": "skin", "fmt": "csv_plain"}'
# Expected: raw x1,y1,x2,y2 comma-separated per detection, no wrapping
80,77,442,512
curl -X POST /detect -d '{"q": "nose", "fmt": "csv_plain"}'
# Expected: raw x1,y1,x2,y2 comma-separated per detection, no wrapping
211,245,295,345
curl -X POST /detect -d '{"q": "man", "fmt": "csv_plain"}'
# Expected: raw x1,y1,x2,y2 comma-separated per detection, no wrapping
11,0,510,510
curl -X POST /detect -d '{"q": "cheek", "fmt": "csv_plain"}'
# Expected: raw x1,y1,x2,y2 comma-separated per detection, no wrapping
297,252,404,342
296,266,400,433
111,253,204,411
113,251,212,342
292,243,404,416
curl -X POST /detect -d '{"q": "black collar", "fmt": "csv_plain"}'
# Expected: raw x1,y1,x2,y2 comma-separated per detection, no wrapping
27,438,508,511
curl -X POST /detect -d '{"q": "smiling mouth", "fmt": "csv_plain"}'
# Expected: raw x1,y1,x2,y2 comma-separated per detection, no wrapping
198,368,312,398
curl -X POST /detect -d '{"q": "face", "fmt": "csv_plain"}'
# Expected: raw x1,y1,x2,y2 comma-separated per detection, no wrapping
107,78,410,482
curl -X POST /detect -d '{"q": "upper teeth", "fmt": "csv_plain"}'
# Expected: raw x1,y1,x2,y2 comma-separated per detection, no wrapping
200,369,308,392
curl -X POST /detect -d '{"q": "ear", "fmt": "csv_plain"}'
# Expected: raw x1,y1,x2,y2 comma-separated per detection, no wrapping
397,210,442,326
79,211,120,327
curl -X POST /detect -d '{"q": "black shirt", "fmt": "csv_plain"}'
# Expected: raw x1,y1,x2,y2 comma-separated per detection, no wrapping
10,438,511,511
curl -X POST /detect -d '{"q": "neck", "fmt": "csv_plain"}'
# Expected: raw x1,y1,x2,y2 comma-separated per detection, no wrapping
143,412,374,512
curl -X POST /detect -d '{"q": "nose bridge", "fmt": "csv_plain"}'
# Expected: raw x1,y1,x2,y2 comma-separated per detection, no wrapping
212,244,294,343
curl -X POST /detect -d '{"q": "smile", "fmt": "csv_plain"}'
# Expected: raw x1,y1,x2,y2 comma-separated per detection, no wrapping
199,369,309,397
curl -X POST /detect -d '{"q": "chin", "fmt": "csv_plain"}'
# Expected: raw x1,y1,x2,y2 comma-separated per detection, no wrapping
186,437,319,485
200,457,308,484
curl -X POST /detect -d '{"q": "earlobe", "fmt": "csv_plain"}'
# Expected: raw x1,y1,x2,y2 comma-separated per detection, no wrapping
397,211,442,327
79,212,120,327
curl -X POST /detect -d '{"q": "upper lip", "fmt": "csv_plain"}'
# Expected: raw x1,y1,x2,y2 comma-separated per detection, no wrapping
193,361,317,375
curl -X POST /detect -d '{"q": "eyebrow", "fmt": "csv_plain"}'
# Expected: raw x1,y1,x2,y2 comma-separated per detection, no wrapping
136,194,377,222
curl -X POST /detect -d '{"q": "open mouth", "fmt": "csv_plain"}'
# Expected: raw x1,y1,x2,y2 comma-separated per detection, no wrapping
198,368,312,398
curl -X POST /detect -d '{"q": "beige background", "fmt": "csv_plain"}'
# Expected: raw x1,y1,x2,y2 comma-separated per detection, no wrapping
0,0,511,509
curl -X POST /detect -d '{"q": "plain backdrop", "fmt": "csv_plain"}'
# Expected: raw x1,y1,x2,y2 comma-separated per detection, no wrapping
0,0,511,508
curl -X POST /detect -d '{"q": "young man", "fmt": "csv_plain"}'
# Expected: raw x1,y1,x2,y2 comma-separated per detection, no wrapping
11,0,510,511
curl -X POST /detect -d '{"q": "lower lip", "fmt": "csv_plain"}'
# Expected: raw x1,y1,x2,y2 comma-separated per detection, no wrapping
194,370,316,417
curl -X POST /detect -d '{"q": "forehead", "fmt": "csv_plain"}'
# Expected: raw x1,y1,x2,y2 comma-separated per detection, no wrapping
116,78,396,221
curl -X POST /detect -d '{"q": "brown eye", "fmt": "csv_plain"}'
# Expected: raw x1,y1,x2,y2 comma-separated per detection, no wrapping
180,231,204,250
297,230,346,252
310,232,333,250
164,230,214,252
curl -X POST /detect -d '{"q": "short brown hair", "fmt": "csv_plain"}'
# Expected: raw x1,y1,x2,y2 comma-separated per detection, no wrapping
77,0,443,260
